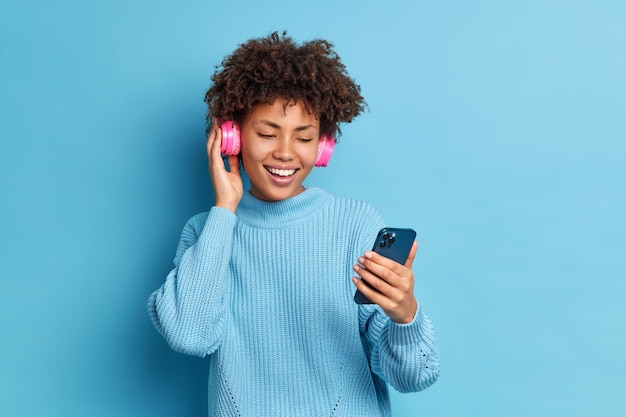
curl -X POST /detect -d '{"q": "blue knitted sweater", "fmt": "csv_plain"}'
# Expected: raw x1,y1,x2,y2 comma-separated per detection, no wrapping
148,187,440,416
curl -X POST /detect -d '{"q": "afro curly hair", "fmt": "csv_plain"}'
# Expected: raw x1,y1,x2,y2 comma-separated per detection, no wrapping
204,31,366,139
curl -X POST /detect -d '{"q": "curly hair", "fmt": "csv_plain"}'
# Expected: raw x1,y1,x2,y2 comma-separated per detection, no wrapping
204,31,366,139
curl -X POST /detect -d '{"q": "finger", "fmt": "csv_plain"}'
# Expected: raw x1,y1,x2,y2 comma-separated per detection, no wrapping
206,119,219,153
227,155,240,176
352,276,398,312
404,240,418,269
209,125,226,169
352,276,388,305
353,263,397,297
362,250,404,274
207,130,219,168
358,254,404,287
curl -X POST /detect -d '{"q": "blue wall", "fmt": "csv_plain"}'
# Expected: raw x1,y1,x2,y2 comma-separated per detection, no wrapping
1,1,624,416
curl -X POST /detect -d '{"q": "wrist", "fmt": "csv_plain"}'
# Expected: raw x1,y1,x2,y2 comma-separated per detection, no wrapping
392,299,418,324
215,200,238,214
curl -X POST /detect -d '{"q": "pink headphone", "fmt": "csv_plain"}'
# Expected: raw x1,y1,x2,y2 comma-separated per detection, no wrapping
220,120,335,167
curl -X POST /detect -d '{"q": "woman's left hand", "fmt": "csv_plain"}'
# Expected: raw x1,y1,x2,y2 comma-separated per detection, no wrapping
352,241,419,324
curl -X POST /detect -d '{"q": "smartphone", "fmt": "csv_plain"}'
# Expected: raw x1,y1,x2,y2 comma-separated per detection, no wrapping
353,227,417,304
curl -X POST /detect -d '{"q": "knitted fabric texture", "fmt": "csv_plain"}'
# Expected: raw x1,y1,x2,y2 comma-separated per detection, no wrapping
148,187,440,416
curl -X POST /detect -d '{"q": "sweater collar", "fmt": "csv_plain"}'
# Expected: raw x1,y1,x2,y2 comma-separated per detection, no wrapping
236,187,331,228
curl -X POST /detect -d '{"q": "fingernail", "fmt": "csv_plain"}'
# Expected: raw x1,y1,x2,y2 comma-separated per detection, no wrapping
352,264,359,272
358,256,365,264
364,252,373,259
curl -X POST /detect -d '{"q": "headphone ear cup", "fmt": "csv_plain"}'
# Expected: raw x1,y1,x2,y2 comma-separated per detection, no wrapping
220,121,241,155
315,136,335,167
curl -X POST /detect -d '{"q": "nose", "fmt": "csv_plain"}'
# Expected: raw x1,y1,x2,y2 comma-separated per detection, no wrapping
272,137,295,161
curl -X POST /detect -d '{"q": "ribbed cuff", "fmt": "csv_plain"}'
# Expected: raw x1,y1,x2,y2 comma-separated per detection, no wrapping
387,304,427,347
207,205,238,228
146,291,161,330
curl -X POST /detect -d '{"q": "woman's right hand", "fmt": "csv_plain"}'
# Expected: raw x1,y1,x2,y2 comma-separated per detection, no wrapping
207,119,243,213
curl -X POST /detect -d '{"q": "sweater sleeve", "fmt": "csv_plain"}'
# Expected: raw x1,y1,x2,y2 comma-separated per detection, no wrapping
354,204,440,393
358,302,440,393
147,207,236,357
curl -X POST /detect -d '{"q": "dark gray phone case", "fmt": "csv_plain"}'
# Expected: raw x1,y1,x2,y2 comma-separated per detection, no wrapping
353,227,416,304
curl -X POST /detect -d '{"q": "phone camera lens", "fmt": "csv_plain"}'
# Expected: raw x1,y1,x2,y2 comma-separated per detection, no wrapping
380,241,387,248
382,233,389,240
389,236,396,244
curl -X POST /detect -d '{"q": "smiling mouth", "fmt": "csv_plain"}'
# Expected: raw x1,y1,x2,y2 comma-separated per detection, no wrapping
266,167,297,177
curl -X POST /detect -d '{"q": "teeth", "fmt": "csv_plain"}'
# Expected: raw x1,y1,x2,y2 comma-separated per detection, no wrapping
267,167,296,177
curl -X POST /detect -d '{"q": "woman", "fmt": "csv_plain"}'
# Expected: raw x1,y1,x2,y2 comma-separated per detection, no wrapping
148,31,439,416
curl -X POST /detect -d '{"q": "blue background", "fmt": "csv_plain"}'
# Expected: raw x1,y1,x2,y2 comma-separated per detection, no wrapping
1,0,624,416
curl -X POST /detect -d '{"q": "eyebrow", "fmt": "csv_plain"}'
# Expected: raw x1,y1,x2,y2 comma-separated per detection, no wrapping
255,119,317,132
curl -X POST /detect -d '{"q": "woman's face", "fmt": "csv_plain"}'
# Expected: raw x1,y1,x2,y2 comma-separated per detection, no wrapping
240,99,320,202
